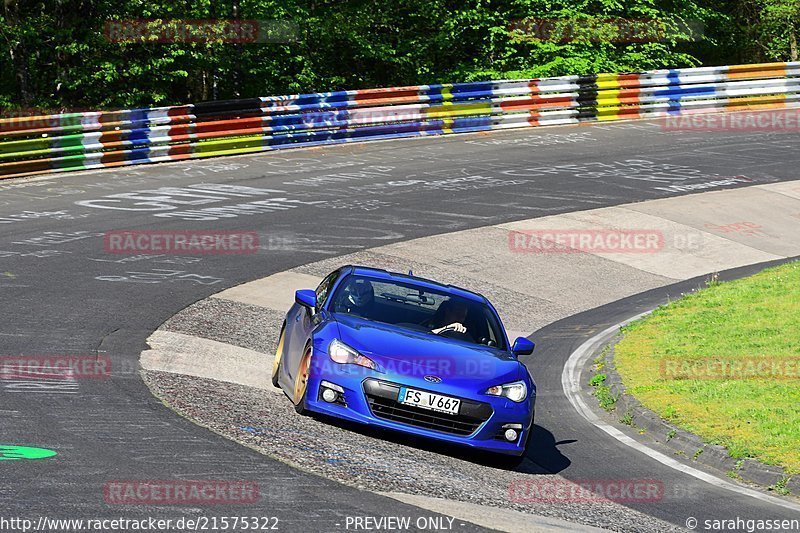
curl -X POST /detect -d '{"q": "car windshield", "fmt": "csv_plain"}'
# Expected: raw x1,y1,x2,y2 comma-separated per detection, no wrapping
329,274,507,349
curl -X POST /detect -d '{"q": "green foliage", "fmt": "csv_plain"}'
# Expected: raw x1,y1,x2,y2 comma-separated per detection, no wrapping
727,0,799,62
771,476,790,495
595,385,618,411
589,373,607,387
694,448,704,460
589,372,618,411
0,0,795,109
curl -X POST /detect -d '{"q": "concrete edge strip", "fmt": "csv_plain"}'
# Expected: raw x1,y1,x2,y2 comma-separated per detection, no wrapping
378,492,606,533
561,312,800,513
141,330,282,394
211,271,321,312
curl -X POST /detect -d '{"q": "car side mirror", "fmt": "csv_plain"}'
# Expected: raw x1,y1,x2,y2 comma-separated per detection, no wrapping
512,337,535,356
295,289,317,309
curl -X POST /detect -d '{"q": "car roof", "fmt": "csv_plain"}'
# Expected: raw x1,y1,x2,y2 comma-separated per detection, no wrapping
345,265,487,303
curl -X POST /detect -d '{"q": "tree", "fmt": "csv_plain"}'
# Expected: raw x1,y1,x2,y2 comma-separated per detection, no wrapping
1,0,793,110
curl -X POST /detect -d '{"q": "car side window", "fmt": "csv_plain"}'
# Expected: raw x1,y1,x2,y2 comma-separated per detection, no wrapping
315,270,340,308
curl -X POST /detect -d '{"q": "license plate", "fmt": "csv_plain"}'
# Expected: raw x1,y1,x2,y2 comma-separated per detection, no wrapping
398,387,461,415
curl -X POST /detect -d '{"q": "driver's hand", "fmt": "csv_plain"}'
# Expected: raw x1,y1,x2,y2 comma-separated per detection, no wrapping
432,322,466,334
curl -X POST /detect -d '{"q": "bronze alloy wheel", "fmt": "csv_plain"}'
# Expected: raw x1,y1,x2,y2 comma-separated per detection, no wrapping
293,347,312,412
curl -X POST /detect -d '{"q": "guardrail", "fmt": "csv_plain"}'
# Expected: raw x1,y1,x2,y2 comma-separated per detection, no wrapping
1,61,799,179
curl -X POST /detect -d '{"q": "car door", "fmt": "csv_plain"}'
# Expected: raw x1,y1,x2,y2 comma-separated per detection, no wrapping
284,269,340,382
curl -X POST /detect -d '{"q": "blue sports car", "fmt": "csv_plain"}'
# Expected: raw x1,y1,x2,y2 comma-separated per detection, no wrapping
272,266,536,457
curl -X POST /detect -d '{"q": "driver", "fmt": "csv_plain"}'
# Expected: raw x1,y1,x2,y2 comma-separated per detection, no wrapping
428,299,469,335
338,278,374,316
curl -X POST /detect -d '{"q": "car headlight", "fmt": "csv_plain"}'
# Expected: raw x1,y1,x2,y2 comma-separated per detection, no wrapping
328,339,378,371
486,380,527,402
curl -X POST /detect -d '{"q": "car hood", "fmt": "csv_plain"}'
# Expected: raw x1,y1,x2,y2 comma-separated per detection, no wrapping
332,314,521,385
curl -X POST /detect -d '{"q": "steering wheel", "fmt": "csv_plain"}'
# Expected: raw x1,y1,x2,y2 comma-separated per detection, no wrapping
435,328,472,342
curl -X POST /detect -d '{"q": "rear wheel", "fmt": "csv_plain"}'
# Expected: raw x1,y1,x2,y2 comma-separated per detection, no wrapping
271,325,286,388
293,347,312,414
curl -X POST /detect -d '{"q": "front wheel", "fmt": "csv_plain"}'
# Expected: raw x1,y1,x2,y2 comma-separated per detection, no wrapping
271,325,286,388
292,347,312,415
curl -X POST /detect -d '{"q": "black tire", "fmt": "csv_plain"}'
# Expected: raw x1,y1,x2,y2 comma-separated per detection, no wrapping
292,346,312,415
271,325,286,388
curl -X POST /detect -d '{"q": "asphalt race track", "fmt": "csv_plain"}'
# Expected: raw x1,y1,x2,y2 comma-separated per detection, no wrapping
1,119,799,531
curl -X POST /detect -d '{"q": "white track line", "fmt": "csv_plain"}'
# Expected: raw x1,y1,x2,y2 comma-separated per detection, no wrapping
561,311,800,513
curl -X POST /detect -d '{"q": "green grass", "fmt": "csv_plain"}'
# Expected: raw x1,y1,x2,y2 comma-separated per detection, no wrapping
614,261,800,474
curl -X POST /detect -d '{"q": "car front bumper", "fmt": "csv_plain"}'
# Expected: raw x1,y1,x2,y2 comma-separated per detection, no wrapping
303,361,535,456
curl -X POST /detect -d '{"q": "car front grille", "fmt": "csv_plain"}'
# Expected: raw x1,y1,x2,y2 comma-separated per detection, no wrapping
363,379,492,436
